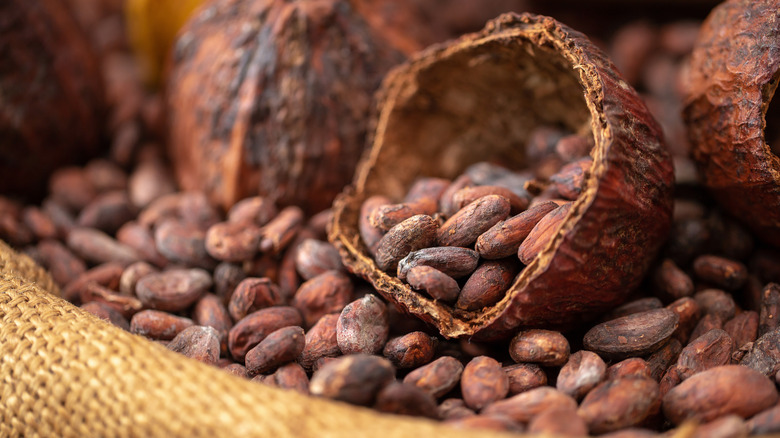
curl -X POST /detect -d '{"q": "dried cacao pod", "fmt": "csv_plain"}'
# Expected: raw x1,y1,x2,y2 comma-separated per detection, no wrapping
166,0,403,214
329,13,674,340
683,0,780,247
0,0,104,198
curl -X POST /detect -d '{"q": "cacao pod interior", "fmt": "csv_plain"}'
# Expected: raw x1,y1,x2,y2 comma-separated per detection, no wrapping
332,13,673,340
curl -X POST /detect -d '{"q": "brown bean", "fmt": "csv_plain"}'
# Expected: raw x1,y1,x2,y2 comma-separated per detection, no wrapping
382,331,436,369
292,270,353,328
228,277,282,321
130,309,194,340
227,306,302,362
509,329,570,367
584,308,679,360
204,221,262,262
294,238,344,280
517,202,572,264
337,294,389,355
397,246,479,281
579,377,661,434
135,268,212,312
374,214,438,272
298,314,340,371
456,259,519,311
374,381,439,419
693,255,748,290
504,363,547,396
403,356,464,399
259,206,303,254
309,354,395,406
461,356,509,411
676,329,734,380
405,266,460,303
475,201,559,260
482,387,577,424
437,195,511,248
168,325,221,365
245,326,305,376
556,350,606,399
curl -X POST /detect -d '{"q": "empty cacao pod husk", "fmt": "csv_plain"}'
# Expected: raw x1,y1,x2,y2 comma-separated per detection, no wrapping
329,13,674,340
166,0,404,215
0,0,104,199
683,0,780,247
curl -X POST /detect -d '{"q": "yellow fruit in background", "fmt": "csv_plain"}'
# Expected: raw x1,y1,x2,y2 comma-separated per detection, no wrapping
125,0,204,87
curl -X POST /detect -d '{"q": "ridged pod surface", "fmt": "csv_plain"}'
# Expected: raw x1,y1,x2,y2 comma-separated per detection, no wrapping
329,13,674,340
684,0,780,246
166,0,403,214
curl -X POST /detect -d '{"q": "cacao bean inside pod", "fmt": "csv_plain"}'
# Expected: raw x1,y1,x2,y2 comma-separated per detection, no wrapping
683,0,780,247
0,0,105,199
166,0,404,215
329,13,674,340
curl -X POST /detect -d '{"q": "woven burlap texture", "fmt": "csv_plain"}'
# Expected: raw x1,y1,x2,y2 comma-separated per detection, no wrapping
0,241,521,437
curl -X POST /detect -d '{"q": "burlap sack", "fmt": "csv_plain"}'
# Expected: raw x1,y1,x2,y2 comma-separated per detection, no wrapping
0,240,523,437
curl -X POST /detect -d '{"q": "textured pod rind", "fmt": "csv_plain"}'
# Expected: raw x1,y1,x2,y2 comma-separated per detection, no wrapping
166,0,403,214
0,0,104,198
329,13,673,340
683,0,780,246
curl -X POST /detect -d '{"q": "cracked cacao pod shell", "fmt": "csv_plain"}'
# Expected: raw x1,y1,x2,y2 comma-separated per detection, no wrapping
166,0,403,215
683,0,780,247
0,0,104,199
329,13,674,340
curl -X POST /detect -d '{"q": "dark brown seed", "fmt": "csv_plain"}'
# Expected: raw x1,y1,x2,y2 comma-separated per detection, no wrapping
645,339,682,381
227,196,278,226
213,262,246,304
759,283,780,336
49,167,97,212
663,365,779,424
403,356,464,399
21,206,58,240
653,259,694,300
119,261,157,296
405,266,460,302
80,282,142,319
167,325,221,365
80,301,130,331
606,358,652,381
604,297,664,321
509,329,570,366
676,329,734,380
689,314,723,342
667,297,701,344
359,195,391,256
37,239,86,287
578,377,661,434
245,326,305,376
337,294,389,355
445,414,524,433
41,198,76,238
692,415,748,438
173,192,221,229
292,270,353,328
130,309,194,340
298,314,340,371
583,308,679,360
503,363,547,395
517,202,572,264
556,350,607,400
374,381,439,419
456,259,519,311
309,354,395,406
204,221,262,262
404,177,451,204
482,387,577,423
397,246,479,281
547,157,591,200
259,206,303,254
693,255,748,290
370,199,438,231
453,185,529,215
227,306,302,362
437,194,511,248
84,159,127,193
724,311,759,350
221,363,248,378
440,174,473,218
128,159,177,209
659,365,683,399
154,219,217,269
192,293,233,355
528,406,588,437
137,193,183,227
374,214,438,272
475,201,558,260
555,133,592,162
270,363,310,394
228,277,282,321
277,243,301,301
61,262,124,304
438,398,475,420
294,239,344,280
747,405,780,435
135,268,212,312
740,328,780,377
694,289,737,322
382,331,435,369
77,191,136,234
116,221,168,268
67,227,140,266
461,356,509,411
